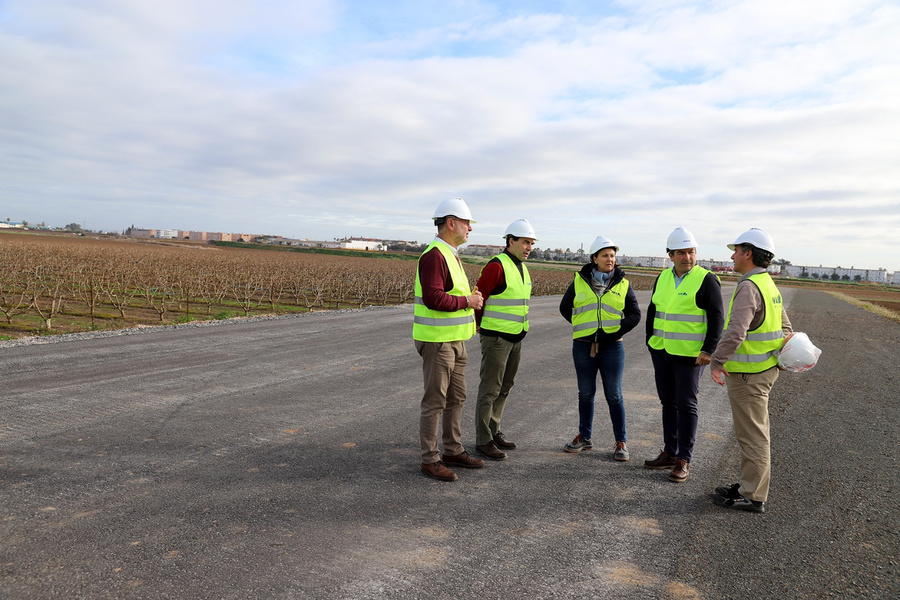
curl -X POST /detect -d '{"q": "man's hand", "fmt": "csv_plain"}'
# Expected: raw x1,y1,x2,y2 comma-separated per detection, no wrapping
467,286,484,310
711,368,728,386
696,352,711,366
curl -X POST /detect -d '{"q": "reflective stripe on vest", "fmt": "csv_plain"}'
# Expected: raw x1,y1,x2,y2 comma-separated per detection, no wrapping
480,253,531,334
723,273,784,373
648,266,711,356
571,274,629,339
412,241,476,342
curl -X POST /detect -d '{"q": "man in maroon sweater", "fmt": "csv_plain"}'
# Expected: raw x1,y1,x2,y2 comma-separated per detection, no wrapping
472,219,536,460
414,197,486,482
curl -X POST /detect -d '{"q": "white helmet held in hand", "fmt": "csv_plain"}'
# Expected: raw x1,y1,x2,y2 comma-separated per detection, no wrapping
432,197,475,223
589,235,618,255
504,218,537,240
728,227,775,255
778,332,822,373
666,227,698,251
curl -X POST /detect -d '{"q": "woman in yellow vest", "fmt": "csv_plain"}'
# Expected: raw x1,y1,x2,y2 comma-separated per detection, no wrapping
559,235,641,461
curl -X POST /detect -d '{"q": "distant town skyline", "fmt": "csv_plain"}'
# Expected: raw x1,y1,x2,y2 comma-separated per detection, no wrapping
3,215,897,282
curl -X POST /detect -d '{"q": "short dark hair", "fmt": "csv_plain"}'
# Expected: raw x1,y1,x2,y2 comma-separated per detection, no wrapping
505,235,520,249
739,243,773,268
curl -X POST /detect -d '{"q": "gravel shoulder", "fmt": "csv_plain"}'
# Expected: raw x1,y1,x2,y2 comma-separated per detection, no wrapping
1,289,897,599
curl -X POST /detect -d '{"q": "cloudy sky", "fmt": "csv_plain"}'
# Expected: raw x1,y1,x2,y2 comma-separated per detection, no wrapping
2,0,898,271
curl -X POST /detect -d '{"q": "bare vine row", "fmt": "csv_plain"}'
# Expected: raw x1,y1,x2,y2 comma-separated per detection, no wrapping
0,235,590,335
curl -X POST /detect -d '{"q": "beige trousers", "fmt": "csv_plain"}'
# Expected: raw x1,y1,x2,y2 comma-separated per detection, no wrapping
726,367,779,502
416,340,468,463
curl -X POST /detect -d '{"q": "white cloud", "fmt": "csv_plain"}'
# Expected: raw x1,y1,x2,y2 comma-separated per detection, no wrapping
1,0,898,271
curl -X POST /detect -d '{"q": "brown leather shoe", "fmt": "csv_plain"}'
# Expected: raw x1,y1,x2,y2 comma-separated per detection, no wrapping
475,442,508,461
669,459,690,482
493,432,517,449
644,450,676,470
442,451,485,469
421,461,458,481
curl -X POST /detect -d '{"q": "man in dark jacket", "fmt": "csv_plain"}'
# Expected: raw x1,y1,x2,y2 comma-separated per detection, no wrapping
644,227,724,483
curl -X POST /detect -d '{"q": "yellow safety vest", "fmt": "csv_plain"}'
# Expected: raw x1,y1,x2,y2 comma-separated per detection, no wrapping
413,241,476,342
723,273,784,373
648,267,712,357
571,274,629,339
480,253,531,335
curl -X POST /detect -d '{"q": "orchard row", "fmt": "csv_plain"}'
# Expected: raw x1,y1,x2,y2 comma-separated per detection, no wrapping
1,234,630,336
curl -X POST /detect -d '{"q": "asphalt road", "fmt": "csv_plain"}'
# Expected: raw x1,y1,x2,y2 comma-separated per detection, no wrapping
1,287,897,599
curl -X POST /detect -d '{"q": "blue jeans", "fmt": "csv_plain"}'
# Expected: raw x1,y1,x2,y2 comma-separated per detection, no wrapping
572,340,626,442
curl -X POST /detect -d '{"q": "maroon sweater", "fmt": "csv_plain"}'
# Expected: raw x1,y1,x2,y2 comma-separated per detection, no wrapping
418,245,469,312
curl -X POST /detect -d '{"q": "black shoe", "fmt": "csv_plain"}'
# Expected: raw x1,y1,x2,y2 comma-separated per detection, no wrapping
714,483,741,499
714,494,765,513
493,432,517,449
475,442,507,461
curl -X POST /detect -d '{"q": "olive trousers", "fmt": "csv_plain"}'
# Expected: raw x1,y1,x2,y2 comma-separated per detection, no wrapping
475,335,522,446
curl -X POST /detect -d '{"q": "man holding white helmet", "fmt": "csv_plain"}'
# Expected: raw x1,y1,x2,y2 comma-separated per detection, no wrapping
414,197,486,482
710,228,792,512
472,218,536,461
644,227,724,483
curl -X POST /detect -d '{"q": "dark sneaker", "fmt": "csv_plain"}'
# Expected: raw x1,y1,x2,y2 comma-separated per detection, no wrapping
442,451,485,469
644,450,676,470
474,443,507,461
614,441,630,461
421,461,458,482
493,432,517,449
669,459,689,482
715,483,741,499
564,434,593,453
715,494,765,513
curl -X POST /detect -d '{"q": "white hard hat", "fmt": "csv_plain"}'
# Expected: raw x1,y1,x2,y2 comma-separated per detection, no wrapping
589,235,618,255
728,227,775,255
777,332,822,373
504,218,537,241
666,226,698,251
432,197,475,223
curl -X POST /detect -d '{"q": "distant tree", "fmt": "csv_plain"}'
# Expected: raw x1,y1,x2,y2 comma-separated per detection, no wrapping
854,274,862,282
22,220,28,228
64,223,83,232
830,273,840,281
842,274,850,281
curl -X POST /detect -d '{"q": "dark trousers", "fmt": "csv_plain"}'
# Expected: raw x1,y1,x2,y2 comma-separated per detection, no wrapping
650,349,704,462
